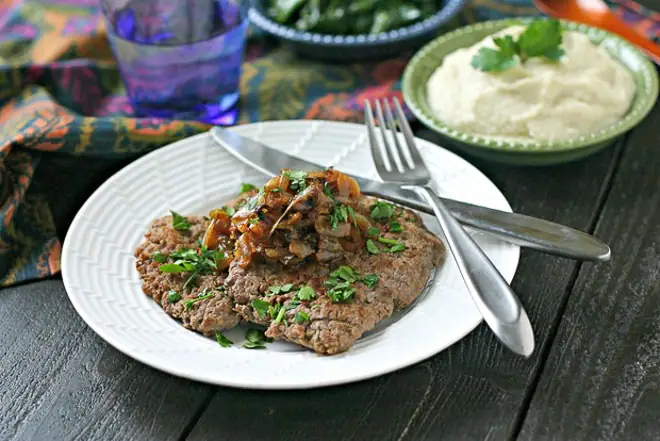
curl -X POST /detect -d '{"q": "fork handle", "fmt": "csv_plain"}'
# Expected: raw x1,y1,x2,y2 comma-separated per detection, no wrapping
408,185,535,357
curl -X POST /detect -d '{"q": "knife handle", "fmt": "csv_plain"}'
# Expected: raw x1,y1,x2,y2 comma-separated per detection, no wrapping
357,180,611,262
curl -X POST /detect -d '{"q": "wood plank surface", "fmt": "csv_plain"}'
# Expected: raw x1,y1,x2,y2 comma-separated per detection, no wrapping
187,133,622,441
517,102,660,441
0,280,214,441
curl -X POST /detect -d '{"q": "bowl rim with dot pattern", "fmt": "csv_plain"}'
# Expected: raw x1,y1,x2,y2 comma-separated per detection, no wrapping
248,0,468,49
402,18,659,154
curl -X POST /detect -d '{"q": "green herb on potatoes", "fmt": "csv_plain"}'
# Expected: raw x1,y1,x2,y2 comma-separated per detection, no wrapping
472,19,565,72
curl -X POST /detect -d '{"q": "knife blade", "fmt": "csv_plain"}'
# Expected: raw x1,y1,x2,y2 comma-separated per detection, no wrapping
209,127,611,262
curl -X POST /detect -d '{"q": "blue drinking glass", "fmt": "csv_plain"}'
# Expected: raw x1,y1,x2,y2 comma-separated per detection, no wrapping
100,0,248,124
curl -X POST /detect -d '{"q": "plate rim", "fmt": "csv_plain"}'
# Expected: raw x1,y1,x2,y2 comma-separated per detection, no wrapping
61,120,520,389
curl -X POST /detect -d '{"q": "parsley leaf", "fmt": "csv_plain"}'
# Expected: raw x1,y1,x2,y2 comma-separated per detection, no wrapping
389,221,403,233
367,227,380,237
378,237,400,246
323,182,333,197
170,210,191,231
330,266,359,283
240,183,257,193
243,328,271,349
183,288,216,311
252,298,270,318
347,206,358,228
159,247,225,291
167,290,181,303
296,285,316,301
472,19,564,72
215,331,233,348
326,282,356,303
266,284,295,296
471,48,517,72
273,305,287,324
370,201,395,221
329,204,349,229
153,252,167,263
283,170,308,191
268,303,281,319
222,205,236,216
389,243,406,253
294,311,310,324
362,274,379,288
518,18,564,61
494,35,518,57
366,239,380,255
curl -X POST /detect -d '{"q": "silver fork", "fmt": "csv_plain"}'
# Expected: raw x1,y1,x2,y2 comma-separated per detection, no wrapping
365,98,535,357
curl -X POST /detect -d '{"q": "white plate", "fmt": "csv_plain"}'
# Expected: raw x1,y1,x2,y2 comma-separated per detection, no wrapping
61,120,519,389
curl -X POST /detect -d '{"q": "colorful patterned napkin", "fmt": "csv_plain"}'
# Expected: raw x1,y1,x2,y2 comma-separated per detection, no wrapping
0,0,657,286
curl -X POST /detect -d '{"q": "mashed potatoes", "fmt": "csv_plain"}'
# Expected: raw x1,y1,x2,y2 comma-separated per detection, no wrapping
427,26,636,142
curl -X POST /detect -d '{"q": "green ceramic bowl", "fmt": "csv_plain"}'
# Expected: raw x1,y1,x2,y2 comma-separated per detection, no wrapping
402,19,659,166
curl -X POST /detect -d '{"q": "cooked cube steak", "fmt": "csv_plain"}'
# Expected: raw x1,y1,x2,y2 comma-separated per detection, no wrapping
134,216,240,335
135,169,446,355
226,203,445,355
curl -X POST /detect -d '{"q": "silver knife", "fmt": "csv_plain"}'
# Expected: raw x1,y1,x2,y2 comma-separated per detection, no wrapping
210,127,611,262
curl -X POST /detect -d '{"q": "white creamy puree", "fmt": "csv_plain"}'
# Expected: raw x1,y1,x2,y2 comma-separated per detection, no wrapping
427,26,636,142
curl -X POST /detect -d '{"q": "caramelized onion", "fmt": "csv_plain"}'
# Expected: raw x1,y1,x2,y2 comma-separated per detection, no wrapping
315,216,351,237
289,240,314,258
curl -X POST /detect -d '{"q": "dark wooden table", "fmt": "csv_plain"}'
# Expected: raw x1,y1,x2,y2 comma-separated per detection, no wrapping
2,99,659,441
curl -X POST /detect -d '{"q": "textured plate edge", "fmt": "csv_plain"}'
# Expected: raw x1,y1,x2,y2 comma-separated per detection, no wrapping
61,122,521,390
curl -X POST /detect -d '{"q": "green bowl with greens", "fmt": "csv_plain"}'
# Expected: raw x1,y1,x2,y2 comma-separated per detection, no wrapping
402,19,659,166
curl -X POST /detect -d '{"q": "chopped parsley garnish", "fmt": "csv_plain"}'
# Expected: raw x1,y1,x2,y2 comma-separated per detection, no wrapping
222,205,236,216
283,170,308,191
183,288,217,311
267,283,294,296
366,239,380,255
378,237,400,246
329,204,349,229
362,274,379,288
389,221,403,233
367,227,380,237
268,303,281,319
326,281,356,303
240,183,257,193
366,237,407,254
323,266,379,302
389,243,406,253
370,201,395,221
347,206,358,228
251,299,270,318
294,311,310,324
285,301,300,310
248,218,259,225
170,210,191,231
273,305,287,324
323,182,333,197
167,290,181,303
296,285,316,301
243,328,271,349
159,247,225,290
245,193,262,211
152,252,167,263
471,19,564,72
331,266,359,283
215,331,233,348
